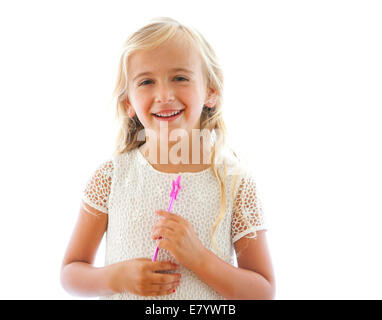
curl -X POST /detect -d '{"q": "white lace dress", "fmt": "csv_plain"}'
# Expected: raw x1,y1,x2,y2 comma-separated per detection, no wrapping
81,147,267,300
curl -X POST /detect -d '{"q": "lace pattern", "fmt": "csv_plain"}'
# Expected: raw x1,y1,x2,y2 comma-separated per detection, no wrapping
80,148,267,299
231,175,267,243
82,160,113,214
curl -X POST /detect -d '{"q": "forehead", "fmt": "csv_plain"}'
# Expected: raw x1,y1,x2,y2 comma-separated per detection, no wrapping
128,37,203,77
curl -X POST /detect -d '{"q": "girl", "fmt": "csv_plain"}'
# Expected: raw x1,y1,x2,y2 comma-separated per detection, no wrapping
60,17,275,300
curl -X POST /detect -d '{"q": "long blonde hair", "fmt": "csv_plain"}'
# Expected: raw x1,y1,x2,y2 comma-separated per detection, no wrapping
111,17,242,257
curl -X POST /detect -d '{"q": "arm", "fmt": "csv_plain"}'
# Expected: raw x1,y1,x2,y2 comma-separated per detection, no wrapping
60,201,115,297
153,210,275,300
192,230,275,300
61,202,182,297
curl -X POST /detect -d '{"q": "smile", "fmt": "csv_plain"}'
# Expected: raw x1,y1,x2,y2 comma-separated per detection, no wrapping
152,110,184,121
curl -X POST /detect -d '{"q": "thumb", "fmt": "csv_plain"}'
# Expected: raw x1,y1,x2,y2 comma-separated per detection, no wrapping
151,260,179,272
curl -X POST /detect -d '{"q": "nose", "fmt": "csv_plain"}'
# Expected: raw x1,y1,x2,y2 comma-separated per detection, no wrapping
155,81,175,104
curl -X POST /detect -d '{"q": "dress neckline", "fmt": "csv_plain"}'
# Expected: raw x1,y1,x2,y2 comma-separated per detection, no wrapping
135,147,212,176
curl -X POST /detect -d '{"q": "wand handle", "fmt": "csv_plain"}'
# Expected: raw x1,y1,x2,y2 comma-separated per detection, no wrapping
152,175,181,262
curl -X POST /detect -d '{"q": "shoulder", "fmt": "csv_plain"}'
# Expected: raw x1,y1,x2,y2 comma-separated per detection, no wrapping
214,145,254,196
82,159,114,214
214,144,252,177
83,157,115,195
110,148,138,169
89,158,114,181
98,158,114,172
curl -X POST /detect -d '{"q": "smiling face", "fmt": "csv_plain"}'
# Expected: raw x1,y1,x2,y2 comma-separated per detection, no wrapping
126,34,216,142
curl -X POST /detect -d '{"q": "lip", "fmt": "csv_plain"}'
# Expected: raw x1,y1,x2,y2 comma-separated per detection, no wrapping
151,109,184,114
152,109,184,122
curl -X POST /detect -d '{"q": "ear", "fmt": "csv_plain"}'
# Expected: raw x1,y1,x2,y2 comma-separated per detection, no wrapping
125,98,135,118
204,89,218,108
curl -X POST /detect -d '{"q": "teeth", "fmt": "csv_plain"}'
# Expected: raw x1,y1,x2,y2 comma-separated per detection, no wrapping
155,110,181,117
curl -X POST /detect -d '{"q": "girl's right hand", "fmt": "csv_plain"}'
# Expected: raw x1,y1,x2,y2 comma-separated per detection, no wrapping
108,258,181,296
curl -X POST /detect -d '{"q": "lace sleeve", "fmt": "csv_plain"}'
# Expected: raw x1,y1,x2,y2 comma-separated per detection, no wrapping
81,160,114,214
231,174,267,243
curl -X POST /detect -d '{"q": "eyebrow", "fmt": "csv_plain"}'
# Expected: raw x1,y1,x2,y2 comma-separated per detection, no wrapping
133,68,194,82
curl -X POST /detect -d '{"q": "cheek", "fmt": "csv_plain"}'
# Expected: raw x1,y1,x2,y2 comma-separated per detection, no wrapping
132,92,152,112
178,87,204,110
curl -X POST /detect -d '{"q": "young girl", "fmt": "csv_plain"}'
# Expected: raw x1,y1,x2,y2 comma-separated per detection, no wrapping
60,17,275,300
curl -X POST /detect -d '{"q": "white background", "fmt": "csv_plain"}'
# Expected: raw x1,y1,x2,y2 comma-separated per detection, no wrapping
0,0,381,299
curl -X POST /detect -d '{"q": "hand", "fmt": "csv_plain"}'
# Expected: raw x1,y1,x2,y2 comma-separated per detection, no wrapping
152,210,207,271
108,258,181,296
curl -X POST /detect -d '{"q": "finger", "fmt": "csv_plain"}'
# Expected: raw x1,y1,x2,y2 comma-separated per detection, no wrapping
153,228,176,241
155,210,180,222
150,260,179,272
135,279,176,297
147,288,177,296
151,272,182,284
153,219,179,232
149,281,180,292
157,238,171,251
155,210,191,229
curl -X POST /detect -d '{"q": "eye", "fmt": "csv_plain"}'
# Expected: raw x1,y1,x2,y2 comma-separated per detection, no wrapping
139,79,153,86
138,76,188,86
174,76,188,82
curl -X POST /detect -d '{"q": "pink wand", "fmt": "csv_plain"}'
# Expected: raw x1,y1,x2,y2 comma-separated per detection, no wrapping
152,175,181,261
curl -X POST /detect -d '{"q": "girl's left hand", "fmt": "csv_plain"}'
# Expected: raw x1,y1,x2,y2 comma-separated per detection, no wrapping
152,210,207,271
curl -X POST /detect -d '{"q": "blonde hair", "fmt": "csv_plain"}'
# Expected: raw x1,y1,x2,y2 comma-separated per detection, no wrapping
111,17,244,257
